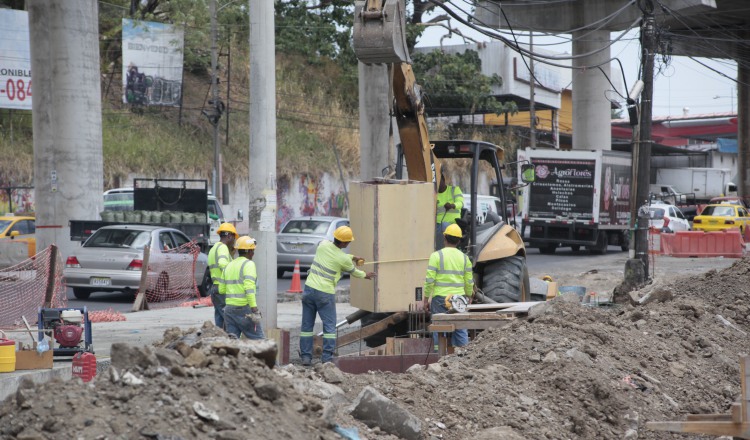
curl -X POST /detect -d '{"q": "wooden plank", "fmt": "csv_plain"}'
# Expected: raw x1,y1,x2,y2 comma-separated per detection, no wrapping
428,324,455,332
131,245,151,312
735,403,744,423
335,312,408,348
686,414,733,422
646,421,750,438
385,338,395,356
432,312,503,321
466,301,541,311
431,320,511,330
496,303,536,313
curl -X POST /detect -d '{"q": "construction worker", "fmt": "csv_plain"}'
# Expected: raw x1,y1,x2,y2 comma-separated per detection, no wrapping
220,236,264,339
423,224,474,352
436,173,464,249
207,222,238,329
299,226,376,366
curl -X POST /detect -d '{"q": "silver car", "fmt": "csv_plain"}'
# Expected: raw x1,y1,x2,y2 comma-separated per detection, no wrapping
277,216,349,278
64,225,209,299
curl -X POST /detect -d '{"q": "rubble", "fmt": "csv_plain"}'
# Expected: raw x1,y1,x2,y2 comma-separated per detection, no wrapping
3,258,750,439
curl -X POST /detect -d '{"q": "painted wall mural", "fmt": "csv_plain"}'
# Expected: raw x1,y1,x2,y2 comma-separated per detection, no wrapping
276,173,349,230
0,185,34,215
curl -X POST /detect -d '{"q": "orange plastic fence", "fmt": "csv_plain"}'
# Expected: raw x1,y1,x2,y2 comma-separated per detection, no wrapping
661,230,745,258
0,246,67,328
136,241,201,310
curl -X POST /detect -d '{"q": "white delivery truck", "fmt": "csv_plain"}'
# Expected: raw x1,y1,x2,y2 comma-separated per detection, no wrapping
518,148,632,254
654,167,735,202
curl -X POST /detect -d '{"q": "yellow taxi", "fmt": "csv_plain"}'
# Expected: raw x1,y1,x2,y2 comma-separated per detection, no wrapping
692,204,750,234
0,216,36,258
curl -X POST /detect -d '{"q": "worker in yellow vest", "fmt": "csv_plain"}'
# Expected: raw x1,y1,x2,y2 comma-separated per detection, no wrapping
219,235,264,339
207,223,238,329
436,173,464,249
299,226,375,366
423,224,474,351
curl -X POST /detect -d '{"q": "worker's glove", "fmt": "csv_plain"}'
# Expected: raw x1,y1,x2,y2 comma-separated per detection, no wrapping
246,310,262,323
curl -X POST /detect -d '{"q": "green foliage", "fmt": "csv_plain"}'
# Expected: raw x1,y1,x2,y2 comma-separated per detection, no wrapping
412,49,517,116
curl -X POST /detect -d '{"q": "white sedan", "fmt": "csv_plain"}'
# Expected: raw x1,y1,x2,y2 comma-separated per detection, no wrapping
649,203,691,232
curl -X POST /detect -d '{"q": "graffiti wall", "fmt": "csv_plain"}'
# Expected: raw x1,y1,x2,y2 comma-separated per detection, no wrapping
0,186,34,215
276,173,348,231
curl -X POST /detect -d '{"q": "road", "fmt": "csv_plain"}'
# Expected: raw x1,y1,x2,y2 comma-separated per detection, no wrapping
67,248,625,312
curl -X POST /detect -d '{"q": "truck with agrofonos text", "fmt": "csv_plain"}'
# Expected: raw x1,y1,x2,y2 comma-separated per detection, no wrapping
519,148,632,254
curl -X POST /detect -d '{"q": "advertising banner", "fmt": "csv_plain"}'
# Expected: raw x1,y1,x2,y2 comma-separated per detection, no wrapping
528,158,597,220
122,18,184,107
0,9,32,110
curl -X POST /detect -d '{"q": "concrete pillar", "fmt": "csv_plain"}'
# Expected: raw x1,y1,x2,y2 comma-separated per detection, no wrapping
737,57,750,198
248,0,277,329
571,29,612,150
359,63,391,180
28,1,103,260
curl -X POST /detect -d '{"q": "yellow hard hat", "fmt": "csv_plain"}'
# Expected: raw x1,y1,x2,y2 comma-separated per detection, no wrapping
542,275,553,282
444,224,463,238
333,226,354,242
217,222,238,239
235,235,256,250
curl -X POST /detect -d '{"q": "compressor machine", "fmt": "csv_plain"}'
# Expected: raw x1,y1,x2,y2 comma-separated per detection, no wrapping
37,307,94,357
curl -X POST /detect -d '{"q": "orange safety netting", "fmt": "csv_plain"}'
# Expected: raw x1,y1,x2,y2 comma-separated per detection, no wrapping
137,241,202,309
0,246,67,328
179,296,213,308
88,308,127,323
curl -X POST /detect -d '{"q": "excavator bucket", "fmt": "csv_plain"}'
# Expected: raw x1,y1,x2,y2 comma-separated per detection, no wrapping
353,0,411,64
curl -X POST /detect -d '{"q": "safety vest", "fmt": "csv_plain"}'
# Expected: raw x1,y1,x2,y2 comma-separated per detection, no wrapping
220,257,258,307
305,240,366,294
208,242,232,286
436,185,464,224
423,247,474,299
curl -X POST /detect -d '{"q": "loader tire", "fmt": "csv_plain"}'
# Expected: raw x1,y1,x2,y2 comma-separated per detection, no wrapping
481,256,531,303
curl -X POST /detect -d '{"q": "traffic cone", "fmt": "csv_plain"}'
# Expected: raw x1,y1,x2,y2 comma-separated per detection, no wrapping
287,259,303,293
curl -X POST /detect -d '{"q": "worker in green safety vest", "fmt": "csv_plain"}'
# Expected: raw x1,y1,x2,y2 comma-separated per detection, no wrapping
436,173,464,249
207,222,238,329
298,226,376,366
219,235,264,339
423,224,474,352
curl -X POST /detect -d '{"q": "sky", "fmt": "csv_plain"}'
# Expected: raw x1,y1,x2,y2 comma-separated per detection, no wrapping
414,10,739,119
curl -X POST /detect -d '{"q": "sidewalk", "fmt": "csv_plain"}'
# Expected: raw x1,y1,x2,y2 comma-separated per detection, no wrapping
0,300,359,401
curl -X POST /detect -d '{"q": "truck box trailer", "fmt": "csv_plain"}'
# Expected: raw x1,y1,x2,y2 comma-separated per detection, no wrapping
654,167,734,202
518,148,632,254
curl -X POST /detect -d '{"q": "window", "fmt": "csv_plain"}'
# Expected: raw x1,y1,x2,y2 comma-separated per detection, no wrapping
207,199,224,221
85,229,151,249
675,209,685,220
9,220,30,235
282,220,332,235
172,232,191,248
159,232,176,250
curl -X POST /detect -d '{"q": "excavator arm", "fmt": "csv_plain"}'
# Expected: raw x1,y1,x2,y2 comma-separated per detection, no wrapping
354,0,441,184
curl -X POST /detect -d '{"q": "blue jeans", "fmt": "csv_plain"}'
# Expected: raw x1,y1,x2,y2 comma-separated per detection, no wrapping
223,305,265,340
299,285,337,363
431,295,468,351
210,285,225,329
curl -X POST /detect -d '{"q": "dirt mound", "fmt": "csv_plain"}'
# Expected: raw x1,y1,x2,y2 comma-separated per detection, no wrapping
341,258,750,439
3,259,750,440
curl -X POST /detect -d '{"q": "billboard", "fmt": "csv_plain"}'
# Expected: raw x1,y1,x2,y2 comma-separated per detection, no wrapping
0,9,32,110
122,19,184,107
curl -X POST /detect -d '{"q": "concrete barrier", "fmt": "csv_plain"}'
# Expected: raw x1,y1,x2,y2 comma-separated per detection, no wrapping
661,230,744,258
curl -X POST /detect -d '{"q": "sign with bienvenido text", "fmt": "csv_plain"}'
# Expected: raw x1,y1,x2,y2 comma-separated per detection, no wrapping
122,19,184,107
0,9,31,110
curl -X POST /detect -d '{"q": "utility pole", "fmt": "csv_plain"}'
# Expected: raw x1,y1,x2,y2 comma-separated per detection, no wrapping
627,1,656,284
529,32,537,149
210,0,221,201
248,0,277,330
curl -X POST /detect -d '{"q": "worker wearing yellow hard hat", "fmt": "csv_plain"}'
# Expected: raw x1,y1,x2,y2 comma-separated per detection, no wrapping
220,236,264,339
299,225,376,366
423,223,474,352
207,222,238,329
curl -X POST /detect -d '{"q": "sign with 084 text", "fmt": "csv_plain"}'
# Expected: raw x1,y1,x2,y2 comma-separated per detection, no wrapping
0,9,32,110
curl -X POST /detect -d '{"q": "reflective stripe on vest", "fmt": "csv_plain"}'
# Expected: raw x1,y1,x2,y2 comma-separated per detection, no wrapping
432,249,473,297
208,242,231,285
224,260,257,306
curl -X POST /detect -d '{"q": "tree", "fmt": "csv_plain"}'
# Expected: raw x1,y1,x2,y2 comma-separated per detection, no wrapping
412,49,517,116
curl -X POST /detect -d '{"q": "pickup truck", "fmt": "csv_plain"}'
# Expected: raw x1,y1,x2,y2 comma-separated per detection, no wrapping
69,179,215,249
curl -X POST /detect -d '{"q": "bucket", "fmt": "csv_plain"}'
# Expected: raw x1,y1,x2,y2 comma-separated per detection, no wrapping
558,285,587,298
0,337,16,373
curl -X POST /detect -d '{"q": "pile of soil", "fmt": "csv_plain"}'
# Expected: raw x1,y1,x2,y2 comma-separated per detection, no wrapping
3,258,750,440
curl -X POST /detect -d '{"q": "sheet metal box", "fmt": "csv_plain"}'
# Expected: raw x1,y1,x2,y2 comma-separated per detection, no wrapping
349,180,435,312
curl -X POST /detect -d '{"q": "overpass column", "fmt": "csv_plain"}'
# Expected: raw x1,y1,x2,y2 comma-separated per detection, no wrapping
359,63,391,180
571,29,612,151
28,1,103,260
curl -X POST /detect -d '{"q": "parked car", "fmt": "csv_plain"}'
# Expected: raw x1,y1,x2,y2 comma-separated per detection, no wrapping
0,215,36,257
706,196,750,210
64,225,208,299
277,216,350,278
648,203,691,232
693,204,750,234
